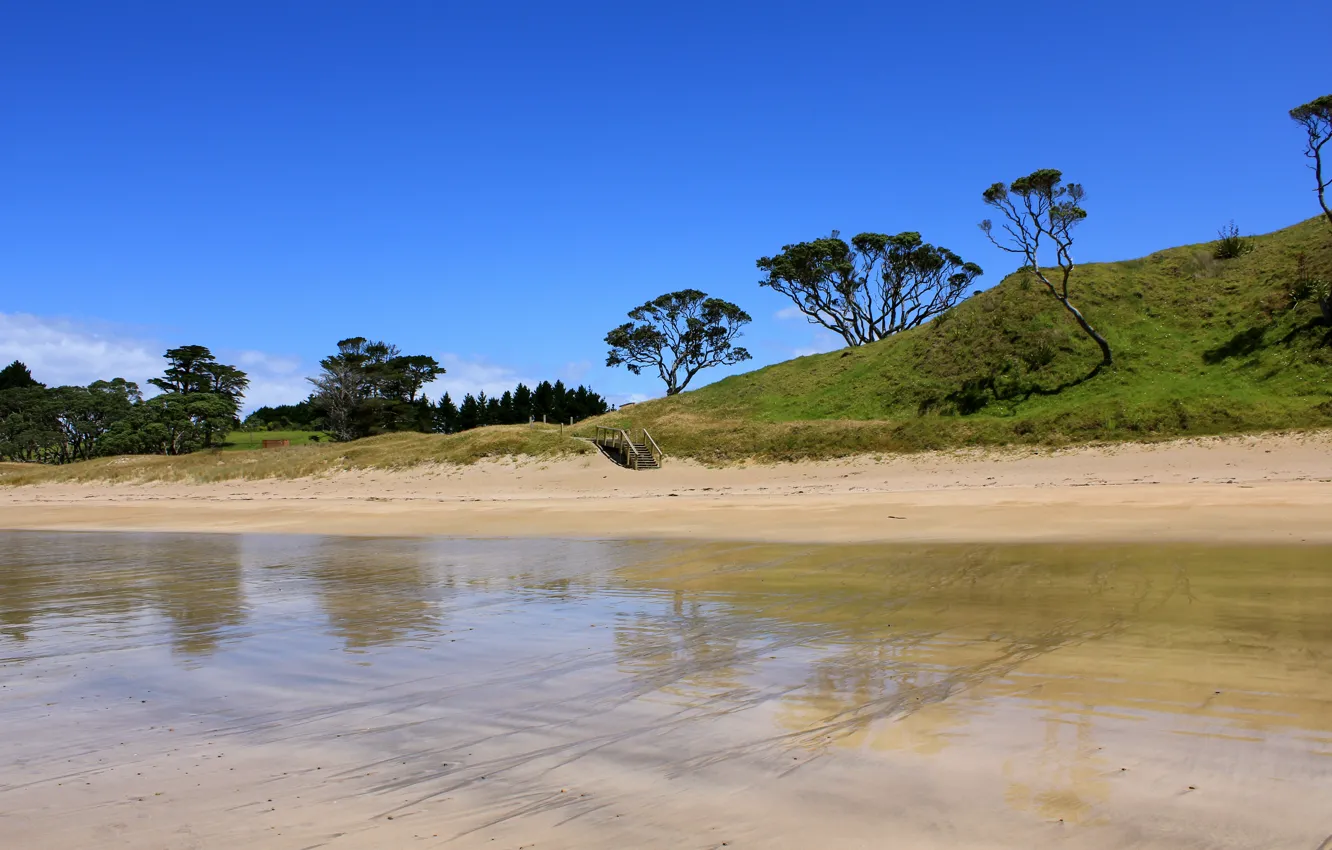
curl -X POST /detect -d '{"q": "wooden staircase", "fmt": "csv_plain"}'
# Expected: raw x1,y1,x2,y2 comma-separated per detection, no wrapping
594,426,663,470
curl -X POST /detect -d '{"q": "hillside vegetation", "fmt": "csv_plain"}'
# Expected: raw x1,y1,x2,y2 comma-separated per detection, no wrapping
5,219,1330,483
581,217,1332,462
0,425,592,485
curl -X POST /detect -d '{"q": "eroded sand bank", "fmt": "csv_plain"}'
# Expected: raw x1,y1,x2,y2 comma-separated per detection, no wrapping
3,432,1331,543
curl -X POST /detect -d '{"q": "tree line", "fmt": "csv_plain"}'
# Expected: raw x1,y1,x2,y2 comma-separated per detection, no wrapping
603,93,1332,393
0,346,248,463
299,336,607,440
2,334,612,463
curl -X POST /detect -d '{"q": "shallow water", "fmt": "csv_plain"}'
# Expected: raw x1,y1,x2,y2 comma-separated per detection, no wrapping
1,533,1330,849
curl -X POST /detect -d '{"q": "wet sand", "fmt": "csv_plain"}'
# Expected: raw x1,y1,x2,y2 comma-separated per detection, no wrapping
2,432,1331,543
2,534,1330,849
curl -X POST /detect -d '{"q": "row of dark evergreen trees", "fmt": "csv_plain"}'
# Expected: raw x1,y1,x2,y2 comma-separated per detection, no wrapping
247,378,609,436
264,336,612,441
433,380,608,433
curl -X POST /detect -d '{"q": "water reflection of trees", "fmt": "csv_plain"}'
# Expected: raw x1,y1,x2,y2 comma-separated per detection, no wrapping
613,589,753,702
0,557,40,643
1003,712,1110,826
0,533,247,656
146,536,246,655
304,539,441,650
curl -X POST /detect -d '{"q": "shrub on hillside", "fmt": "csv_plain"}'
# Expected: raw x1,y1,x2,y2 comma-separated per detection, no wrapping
1289,252,1332,322
1213,221,1253,260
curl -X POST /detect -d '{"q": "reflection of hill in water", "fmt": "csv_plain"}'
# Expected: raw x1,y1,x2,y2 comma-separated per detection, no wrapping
607,542,1332,827
609,542,1332,742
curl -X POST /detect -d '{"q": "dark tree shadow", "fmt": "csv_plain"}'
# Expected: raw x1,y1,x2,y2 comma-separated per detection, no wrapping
941,361,1106,414
1277,315,1332,347
1203,325,1268,364
1018,360,1106,400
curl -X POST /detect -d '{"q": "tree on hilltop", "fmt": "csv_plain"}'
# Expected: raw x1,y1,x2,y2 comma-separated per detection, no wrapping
1290,94,1332,227
605,289,752,395
757,231,982,348
981,169,1112,368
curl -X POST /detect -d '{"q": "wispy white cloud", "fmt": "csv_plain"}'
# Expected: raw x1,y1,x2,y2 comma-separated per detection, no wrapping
233,349,302,375
774,305,806,321
559,360,592,385
424,353,535,400
0,312,599,413
0,312,310,413
0,312,160,387
227,349,311,410
791,330,843,358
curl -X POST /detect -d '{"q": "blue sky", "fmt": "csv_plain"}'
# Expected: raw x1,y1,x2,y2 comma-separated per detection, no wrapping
2,1,1328,409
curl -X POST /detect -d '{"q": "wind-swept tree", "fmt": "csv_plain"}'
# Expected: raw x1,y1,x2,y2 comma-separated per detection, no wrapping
757,232,982,347
1290,94,1332,226
980,169,1112,367
605,289,752,395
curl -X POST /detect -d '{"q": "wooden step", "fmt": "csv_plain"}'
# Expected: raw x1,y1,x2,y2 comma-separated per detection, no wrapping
625,442,659,469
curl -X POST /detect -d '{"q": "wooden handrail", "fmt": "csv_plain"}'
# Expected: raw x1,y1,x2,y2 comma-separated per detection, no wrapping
594,425,663,470
641,428,663,465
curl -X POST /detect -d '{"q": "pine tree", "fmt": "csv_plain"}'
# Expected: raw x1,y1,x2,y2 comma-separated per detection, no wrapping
551,380,568,423
457,394,480,431
513,383,533,422
532,381,555,421
0,360,42,391
433,393,459,433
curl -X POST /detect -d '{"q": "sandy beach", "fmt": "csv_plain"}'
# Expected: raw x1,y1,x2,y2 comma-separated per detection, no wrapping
3,432,1331,543
3,532,1331,850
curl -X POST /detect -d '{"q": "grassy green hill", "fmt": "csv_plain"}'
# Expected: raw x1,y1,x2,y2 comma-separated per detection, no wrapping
582,216,1332,462
5,218,1330,485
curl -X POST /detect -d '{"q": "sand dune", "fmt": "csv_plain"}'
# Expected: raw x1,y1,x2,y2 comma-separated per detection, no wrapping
3,431,1330,543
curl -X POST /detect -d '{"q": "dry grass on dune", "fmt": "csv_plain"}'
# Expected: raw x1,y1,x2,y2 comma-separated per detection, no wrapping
0,426,594,486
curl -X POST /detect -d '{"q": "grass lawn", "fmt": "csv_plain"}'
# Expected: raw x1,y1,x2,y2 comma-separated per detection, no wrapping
222,430,327,451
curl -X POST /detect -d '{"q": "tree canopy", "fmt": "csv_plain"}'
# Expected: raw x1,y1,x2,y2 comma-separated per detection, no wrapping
432,380,608,433
605,289,752,395
0,346,248,462
757,231,982,347
307,337,444,440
